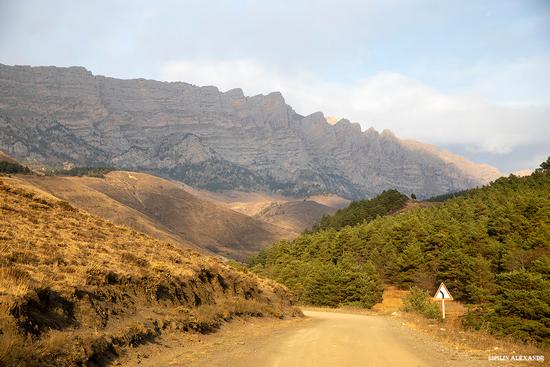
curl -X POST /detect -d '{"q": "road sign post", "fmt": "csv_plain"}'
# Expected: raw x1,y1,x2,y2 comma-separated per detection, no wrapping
432,282,453,320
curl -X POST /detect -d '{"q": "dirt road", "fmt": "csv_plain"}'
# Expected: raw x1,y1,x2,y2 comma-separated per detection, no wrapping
125,310,494,366
227,310,485,367
260,310,441,366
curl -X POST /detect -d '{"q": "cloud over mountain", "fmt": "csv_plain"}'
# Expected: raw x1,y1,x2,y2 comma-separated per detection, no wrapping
161,58,550,173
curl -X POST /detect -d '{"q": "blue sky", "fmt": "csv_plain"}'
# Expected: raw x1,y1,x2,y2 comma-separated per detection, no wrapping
1,0,549,173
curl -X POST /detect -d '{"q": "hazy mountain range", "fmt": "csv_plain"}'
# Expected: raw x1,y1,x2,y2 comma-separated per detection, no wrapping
0,63,502,199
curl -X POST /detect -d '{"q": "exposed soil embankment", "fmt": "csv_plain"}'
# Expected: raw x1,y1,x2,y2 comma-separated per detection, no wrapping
0,177,299,366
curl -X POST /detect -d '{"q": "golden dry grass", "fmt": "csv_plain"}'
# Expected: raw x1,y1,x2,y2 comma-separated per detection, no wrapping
254,200,337,233
372,285,408,314
23,171,296,260
0,177,299,366
22,174,198,249
182,185,349,216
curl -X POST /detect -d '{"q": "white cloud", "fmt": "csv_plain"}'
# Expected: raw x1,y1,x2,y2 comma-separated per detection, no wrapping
461,56,550,106
161,58,550,158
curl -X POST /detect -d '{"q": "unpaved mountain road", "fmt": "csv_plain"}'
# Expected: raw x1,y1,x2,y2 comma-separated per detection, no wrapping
258,310,458,367
124,310,498,367
216,310,486,367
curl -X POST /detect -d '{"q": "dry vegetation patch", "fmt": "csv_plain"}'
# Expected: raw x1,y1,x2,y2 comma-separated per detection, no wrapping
0,178,299,366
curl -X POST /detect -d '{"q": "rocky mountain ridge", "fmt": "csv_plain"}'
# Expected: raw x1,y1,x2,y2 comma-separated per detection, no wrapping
0,63,502,198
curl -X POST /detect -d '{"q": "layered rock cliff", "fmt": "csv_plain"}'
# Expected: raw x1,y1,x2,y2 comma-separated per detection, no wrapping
0,64,502,198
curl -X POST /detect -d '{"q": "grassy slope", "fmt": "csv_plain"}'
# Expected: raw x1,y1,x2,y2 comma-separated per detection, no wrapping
181,186,349,231
23,171,297,260
254,200,337,233
0,177,299,366
22,174,199,249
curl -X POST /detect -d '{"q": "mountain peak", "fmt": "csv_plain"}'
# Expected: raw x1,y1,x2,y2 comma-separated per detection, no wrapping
380,128,397,139
363,127,379,137
199,85,220,93
326,115,339,125
224,88,245,99
333,118,362,132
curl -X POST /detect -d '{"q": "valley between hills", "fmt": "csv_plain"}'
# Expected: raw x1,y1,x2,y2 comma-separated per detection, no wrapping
18,170,348,260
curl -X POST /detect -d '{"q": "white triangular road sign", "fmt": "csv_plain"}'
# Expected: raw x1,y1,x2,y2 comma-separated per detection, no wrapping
433,282,453,300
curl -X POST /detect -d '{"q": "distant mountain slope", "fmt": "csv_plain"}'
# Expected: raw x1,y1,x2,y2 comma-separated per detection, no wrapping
185,186,349,210
0,176,297,366
24,171,297,260
401,139,503,184
0,63,501,199
307,194,351,210
177,187,305,217
254,200,337,233
179,186,348,232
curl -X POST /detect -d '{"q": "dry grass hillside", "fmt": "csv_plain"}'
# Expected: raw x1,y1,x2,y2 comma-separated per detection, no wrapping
180,188,294,217
306,194,350,210
22,174,200,250
254,200,337,233
0,176,299,366
180,186,350,233
23,171,297,260
182,186,349,216
20,176,200,250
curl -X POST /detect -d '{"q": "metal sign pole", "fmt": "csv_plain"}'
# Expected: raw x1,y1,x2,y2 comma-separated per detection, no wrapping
433,282,452,320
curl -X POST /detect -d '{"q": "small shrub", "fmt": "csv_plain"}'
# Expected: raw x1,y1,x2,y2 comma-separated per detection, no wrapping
226,260,248,273
56,166,113,178
403,286,440,319
462,305,488,331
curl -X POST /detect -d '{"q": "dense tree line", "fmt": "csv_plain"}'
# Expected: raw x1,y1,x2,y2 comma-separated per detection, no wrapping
250,158,550,345
310,189,409,232
55,166,113,178
0,161,31,174
425,189,470,202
